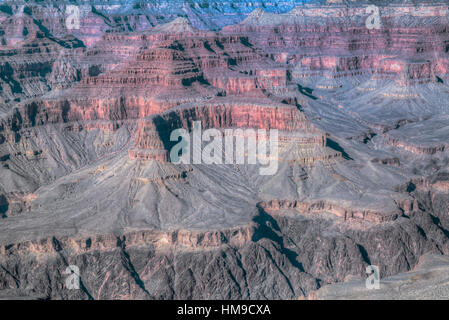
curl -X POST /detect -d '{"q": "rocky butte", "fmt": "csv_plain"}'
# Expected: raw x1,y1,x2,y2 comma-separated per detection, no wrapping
0,0,448,300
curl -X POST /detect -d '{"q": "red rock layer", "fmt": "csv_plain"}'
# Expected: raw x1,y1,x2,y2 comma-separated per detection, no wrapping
129,99,327,162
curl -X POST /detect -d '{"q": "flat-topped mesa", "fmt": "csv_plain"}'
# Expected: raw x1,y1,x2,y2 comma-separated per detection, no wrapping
129,98,334,165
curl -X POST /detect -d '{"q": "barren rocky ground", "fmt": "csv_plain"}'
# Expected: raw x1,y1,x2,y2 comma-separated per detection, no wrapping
0,0,448,299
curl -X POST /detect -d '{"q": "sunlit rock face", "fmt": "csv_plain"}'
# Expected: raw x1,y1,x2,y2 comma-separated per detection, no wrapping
223,2,449,83
0,1,449,300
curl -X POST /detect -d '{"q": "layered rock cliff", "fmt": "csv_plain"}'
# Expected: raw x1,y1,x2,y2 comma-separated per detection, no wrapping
0,1,449,300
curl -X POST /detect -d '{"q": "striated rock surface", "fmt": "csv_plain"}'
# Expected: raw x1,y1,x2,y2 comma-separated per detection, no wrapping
0,1,449,300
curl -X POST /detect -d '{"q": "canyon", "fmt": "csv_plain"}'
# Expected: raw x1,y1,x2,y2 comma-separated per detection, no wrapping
0,0,449,300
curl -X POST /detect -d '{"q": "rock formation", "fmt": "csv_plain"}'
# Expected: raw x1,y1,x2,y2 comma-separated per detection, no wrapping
0,1,449,300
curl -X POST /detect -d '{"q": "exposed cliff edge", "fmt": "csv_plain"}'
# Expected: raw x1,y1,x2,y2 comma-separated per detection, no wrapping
0,1,449,300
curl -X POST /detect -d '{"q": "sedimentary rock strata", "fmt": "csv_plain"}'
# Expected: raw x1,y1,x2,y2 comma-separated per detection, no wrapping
0,1,449,300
